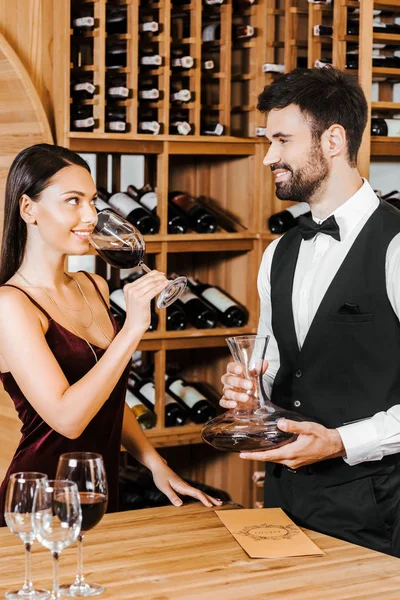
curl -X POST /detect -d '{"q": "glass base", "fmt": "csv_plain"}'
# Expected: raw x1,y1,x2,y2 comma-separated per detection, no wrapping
5,589,49,600
157,276,187,309
201,409,303,452
59,583,104,597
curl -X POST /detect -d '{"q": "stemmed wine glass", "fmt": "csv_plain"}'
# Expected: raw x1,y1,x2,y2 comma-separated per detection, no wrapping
56,453,108,597
32,480,82,600
4,472,50,600
90,209,187,308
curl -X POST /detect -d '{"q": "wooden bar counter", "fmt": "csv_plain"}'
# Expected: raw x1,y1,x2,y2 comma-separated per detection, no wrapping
1,503,400,599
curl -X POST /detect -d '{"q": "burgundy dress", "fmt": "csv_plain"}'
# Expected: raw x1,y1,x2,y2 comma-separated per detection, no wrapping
0,272,129,526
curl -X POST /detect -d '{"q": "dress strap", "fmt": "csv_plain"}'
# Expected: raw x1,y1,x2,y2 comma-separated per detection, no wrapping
0,284,53,320
79,271,110,311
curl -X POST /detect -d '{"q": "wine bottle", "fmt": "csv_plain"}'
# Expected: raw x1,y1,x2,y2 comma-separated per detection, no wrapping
202,23,255,42
94,195,113,214
171,88,192,103
168,191,217,233
139,22,159,33
71,80,96,99
175,287,218,329
314,21,400,37
255,127,266,137
70,106,95,132
105,107,127,132
138,115,161,135
127,184,188,234
106,41,127,68
72,15,95,32
106,77,130,100
139,54,163,68
268,202,311,233
308,0,332,4
138,87,160,101
166,376,216,424
97,187,159,235
203,60,215,70
166,304,189,330
234,25,255,39
109,287,159,331
234,0,256,6
170,120,192,135
125,387,157,430
187,277,249,327
371,118,400,137
106,5,127,35
171,55,195,69
262,57,307,74
204,0,224,5
201,121,224,136
129,372,188,427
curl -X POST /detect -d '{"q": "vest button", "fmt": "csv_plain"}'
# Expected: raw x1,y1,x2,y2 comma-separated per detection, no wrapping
294,400,301,408
295,369,303,378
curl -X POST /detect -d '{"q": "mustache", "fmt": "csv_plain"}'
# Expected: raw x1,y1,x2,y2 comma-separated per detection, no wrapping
271,163,292,173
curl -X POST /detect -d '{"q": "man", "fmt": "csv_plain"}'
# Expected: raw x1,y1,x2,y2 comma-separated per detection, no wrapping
221,66,400,556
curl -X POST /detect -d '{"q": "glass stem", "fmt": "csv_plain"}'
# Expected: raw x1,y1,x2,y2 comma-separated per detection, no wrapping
74,533,86,586
52,552,60,599
140,262,152,274
22,542,34,593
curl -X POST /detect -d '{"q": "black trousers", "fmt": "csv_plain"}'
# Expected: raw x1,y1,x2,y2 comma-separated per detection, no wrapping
264,464,400,557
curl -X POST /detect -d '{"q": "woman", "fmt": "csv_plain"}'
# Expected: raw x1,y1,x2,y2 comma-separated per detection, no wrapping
0,143,221,524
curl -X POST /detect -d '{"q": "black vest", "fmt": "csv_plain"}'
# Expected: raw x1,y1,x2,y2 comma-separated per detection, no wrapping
268,200,400,485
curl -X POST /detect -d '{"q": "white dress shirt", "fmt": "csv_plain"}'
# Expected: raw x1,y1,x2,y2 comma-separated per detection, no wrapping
257,179,400,466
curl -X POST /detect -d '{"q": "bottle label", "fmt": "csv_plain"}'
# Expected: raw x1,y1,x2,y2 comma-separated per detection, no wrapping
140,55,162,66
171,90,191,102
169,380,207,408
73,17,95,27
140,192,158,211
139,89,160,100
95,197,111,212
108,192,142,218
73,82,96,94
262,63,285,74
108,121,126,131
170,193,196,212
255,127,266,137
140,22,159,32
202,23,219,42
203,60,214,70
73,117,95,128
178,289,199,304
235,25,254,39
125,389,144,409
108,86,129,98
203,123,224,136
201,287,236,311
205,0,224,5
139,121,160,134
286,202,310,218
172,56,194,69
171,121,191,135
110,289,126,311
139,382,155,405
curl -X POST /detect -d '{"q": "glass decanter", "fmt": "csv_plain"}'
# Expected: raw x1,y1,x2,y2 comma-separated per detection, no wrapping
201,335,308,452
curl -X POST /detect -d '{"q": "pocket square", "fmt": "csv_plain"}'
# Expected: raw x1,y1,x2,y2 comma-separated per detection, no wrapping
337,303,361,315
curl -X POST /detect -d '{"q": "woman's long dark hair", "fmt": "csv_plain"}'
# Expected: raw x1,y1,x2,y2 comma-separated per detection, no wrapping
0,143,91,284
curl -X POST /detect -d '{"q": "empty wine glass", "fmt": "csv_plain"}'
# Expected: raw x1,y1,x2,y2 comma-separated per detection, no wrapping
32,480,81,600
4,471,50,600
90,209,187,308
56,453,108,597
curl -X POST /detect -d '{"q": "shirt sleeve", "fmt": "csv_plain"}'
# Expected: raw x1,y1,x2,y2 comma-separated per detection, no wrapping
257,239,281,398
337,232,400,465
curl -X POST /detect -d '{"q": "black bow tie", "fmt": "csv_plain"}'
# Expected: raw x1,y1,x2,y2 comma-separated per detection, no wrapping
297,214,341,242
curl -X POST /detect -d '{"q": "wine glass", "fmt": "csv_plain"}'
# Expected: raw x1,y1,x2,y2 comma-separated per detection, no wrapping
32,480,82,600
202,335,309,452
90,209,187,308
4,471,50,600
56,453,108,597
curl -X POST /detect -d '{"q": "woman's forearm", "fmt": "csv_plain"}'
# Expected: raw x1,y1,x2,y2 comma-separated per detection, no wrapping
121,404,165,470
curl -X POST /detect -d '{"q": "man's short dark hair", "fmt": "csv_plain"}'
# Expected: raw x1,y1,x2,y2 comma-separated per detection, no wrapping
257,66,368,167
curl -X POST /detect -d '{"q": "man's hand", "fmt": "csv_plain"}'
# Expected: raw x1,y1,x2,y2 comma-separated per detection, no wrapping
239,418,346,469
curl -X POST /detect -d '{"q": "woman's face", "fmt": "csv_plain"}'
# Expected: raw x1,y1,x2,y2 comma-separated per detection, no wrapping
29,165,98,255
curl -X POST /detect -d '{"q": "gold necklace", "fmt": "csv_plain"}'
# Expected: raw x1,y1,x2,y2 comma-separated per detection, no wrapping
17,271,93,329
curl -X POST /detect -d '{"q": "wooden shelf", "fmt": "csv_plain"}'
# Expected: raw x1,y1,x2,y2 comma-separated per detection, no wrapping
372,67,400,78
371,102,400,111
139,326,257,351
371,136,400,157
145,426,203,448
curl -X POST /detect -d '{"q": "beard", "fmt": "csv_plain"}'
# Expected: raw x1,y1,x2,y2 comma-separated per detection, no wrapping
272,140,330,203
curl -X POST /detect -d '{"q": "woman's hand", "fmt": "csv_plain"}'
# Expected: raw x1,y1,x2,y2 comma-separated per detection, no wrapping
123,270,169,335
151,461,223,508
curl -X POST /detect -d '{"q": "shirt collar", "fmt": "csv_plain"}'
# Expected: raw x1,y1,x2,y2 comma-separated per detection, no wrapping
312,179,379,242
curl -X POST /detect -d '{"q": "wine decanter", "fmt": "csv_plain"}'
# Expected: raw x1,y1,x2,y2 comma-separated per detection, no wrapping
201,335,308,452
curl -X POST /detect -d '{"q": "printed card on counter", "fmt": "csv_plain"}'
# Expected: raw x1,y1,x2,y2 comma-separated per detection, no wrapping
216,508,324,558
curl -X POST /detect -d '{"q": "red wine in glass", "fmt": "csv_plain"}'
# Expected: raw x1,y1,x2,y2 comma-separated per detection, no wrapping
91,209,187,308
79,492,108,532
